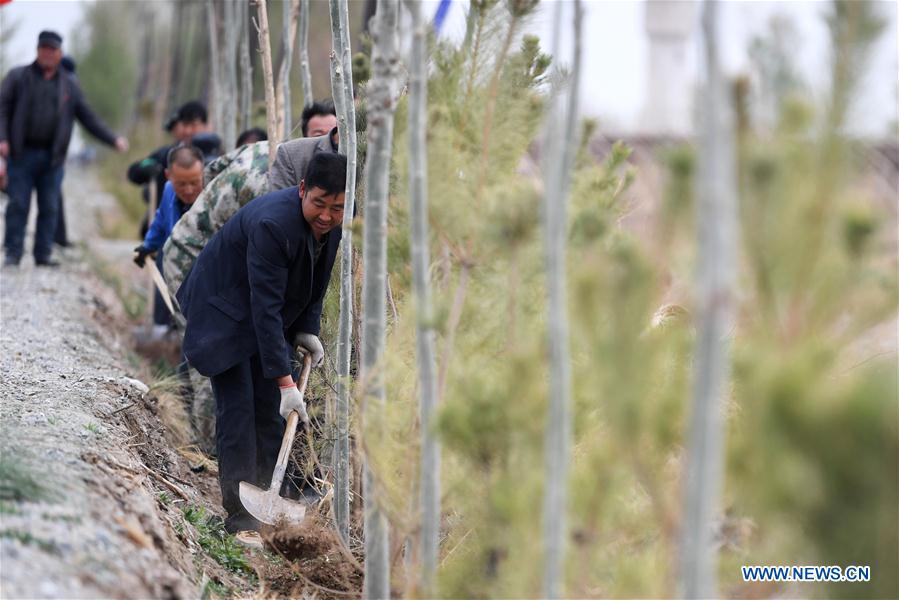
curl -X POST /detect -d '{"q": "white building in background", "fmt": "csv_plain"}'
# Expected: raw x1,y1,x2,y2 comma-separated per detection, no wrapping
639,0,698,136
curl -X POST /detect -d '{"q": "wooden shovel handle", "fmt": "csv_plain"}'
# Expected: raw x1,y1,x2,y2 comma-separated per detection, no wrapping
146,259,176,316
296,351,312,399
268,353,313,490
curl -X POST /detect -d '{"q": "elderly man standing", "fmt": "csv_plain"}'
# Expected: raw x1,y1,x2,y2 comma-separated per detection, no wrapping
0,30,128,267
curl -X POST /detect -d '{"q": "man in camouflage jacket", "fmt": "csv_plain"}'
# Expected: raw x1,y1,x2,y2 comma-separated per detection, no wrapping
163,129,338,295
162,130,338,449
163,140,270,295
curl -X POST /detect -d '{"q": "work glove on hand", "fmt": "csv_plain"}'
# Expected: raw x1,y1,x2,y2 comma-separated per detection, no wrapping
137,157,164,177
133,245,153,268
278,383,309,422
294,333,324,367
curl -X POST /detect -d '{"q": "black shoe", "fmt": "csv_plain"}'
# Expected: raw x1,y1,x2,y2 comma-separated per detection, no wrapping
3,257,20,268
35,258,60,268
224,511,263,535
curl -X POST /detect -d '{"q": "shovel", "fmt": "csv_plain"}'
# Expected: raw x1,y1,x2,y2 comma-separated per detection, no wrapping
145,258,176,316
239,352,312,526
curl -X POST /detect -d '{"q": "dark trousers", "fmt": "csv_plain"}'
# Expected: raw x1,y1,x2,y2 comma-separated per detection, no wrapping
3,148,64,262
54,193,68,246
209,354,286,526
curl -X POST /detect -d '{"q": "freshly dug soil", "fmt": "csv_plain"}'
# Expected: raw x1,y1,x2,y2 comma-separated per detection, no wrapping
264,513,363,597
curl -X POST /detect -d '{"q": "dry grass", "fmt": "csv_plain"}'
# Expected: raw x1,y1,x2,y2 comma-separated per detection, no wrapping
149,374,193,447
177,446,218,476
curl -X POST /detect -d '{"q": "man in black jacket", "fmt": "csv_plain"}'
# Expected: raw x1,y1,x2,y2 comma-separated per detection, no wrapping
127,101,210,193
177,152,346,534
127,101,221,237
0,30,128,267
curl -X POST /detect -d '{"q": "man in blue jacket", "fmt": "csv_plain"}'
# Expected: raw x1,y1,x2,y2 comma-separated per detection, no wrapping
177,152,346,534
134,145,205,336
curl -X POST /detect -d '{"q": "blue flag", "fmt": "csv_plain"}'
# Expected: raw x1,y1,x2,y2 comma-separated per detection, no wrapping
433,0,452,34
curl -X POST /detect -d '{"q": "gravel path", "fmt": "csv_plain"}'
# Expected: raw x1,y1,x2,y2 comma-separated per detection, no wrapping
0,169,201,598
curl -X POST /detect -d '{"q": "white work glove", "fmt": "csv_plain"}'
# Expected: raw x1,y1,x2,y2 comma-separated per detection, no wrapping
294,332,324,367
278,383,310,422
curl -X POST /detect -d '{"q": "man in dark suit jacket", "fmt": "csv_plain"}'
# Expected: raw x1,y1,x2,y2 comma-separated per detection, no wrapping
177,152,347,534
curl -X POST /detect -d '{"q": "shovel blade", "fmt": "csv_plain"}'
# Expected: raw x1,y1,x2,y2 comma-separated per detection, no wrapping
239,481,307,526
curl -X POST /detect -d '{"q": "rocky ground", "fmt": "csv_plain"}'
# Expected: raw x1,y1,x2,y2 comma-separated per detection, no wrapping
0,169,359,598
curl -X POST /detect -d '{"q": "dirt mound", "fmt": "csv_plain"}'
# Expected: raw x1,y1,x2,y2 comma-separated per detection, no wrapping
263,513,363,597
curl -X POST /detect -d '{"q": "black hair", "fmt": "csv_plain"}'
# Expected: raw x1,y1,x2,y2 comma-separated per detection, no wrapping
190,132,222,161
164,109,179,132
177,100,208,124
236,127,268,147
166,144,204,169
60,55,76,74
301,99,336,137
303,152,347,196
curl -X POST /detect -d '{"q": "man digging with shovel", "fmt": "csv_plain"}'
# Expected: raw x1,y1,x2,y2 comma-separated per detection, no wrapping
176,153,346,545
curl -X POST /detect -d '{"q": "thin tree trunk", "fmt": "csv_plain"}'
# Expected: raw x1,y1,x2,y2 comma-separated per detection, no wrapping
436,262,469,402
360,1,400,597
479,22,516,154
298,0,314,108
278,0,300,138
541,1,582,598
134,7,154,122
180,4,202,103
155,8,174,131
206,0,223,136
328,0,358,545
462,2,487,102
221,0,239,150
362,0,377,34
405,0,440,592
239,0,253,132
476,2,528,200
254,0,280,165
328,0,349,152
680,1,737,597
168,0,186,112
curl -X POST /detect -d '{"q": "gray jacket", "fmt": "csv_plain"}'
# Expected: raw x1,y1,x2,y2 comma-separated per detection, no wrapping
268,128,338,190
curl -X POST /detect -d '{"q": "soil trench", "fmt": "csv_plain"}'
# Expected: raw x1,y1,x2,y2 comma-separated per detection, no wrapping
0,169,356,598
